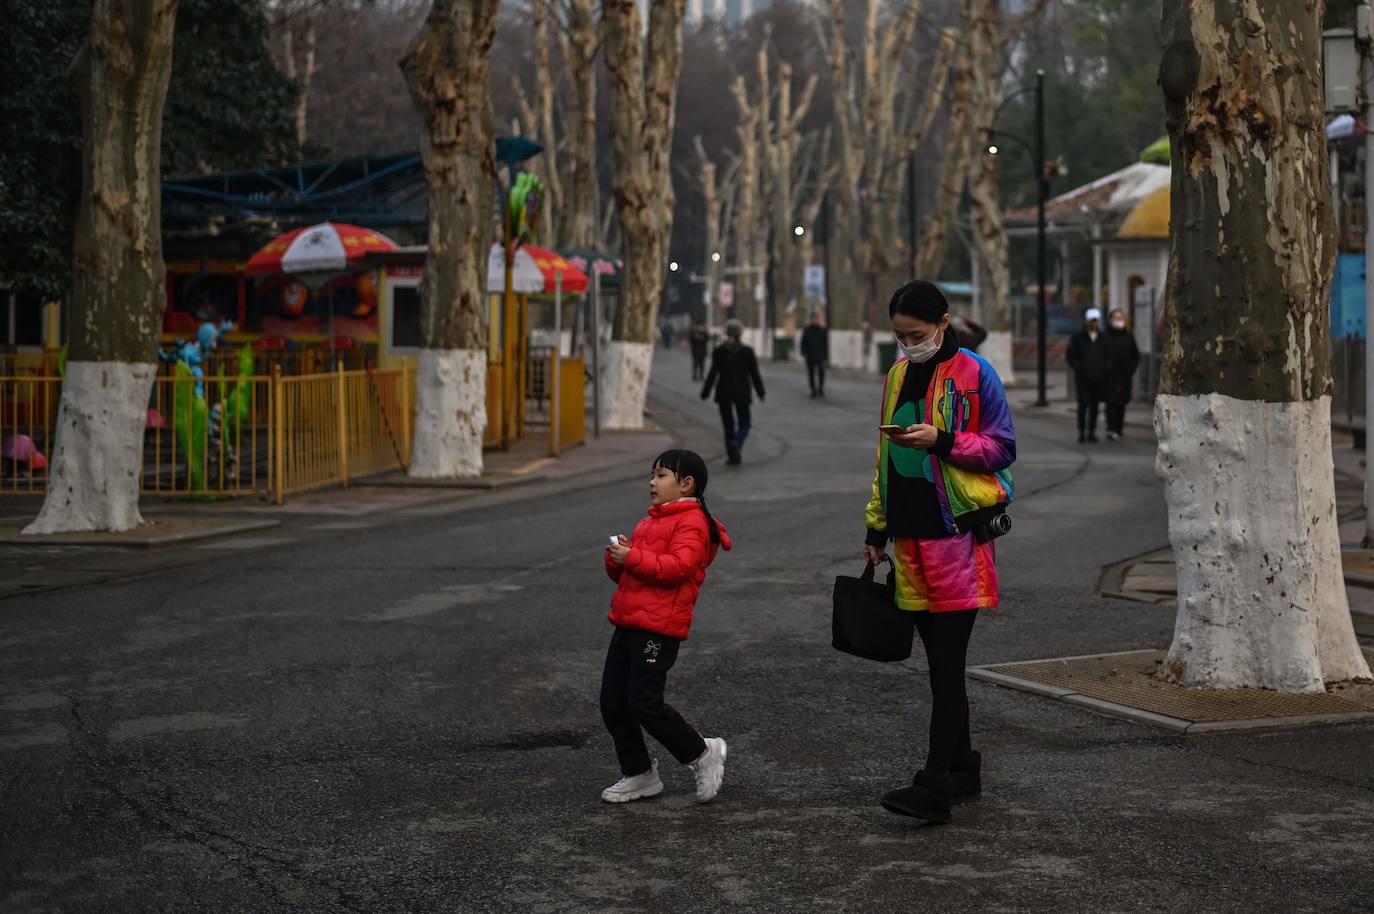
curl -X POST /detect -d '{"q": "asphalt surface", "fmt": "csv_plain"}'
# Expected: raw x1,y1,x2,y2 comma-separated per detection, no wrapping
3,348,1372,913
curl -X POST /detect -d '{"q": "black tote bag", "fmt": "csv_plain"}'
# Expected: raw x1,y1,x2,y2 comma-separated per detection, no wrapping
831,562,915,662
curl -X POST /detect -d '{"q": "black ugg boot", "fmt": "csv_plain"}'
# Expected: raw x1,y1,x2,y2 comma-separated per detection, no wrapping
950,751,982,804
880,770,952,823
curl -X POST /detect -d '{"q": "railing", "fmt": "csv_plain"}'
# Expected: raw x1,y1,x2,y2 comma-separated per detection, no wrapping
1,363,411,502
144,372,276,498
156,346,373,379
276,364,410,499
0,374,60,494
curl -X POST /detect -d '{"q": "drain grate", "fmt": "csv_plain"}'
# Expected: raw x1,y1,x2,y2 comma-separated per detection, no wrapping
972,649,1374,730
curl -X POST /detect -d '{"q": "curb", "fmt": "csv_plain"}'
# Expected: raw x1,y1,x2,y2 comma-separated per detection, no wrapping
354,472,543,491
968,659,1374,735
0,518,282,550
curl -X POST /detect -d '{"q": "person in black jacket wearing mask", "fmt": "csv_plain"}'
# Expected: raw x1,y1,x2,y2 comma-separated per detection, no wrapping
701,320,766,464
1102,308,1140,440
800,311,829,398
1066,307,1109,444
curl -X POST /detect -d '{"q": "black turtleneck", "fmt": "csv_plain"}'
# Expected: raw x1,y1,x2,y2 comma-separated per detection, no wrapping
866,327,961,544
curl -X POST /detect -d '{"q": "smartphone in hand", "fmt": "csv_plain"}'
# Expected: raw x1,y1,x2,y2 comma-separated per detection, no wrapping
879,424,905,434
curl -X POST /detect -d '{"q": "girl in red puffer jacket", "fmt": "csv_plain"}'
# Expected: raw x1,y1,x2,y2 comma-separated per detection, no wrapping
600,449,733,805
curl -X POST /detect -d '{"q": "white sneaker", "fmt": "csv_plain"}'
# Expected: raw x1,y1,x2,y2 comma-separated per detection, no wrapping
690,737,728,803
601,760,663,803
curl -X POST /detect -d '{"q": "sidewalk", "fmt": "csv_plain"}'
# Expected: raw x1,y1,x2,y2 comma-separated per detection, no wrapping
0,419,676,601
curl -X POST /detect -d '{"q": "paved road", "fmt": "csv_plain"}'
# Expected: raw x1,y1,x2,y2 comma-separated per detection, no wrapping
3,349,1371,913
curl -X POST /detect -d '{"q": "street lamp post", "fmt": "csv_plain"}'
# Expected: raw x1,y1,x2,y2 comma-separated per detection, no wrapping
1033,70,1049,408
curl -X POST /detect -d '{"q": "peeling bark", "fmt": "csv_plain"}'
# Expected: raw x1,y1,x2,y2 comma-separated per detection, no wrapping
601,0,687,428
1155,0,1369,690
25,0,178,534
820,0,954,331
515,0,564,243
966,0,1013,378
401,0,500,477
731,57,764,327
556,0,599,249
693,137,724,325
917,51,972,278
763,59,818,337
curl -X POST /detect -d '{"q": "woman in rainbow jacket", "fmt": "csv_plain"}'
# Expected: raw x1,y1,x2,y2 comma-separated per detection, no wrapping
863,279,1016,824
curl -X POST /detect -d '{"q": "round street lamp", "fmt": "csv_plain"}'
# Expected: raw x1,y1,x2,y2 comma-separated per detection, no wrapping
669,260,679,272
793,225,805,237
986,144,1000,156
711,251,722,263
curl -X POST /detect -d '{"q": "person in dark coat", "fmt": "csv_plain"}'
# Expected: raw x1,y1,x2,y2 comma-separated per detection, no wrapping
947,314,987,352
1102,308,1140,440
689,321,709,381
1066,307,1109,444
800,311,829,398
701,320,765,465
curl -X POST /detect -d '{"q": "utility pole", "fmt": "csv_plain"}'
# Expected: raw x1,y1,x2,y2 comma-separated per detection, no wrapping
1034,69,1049,408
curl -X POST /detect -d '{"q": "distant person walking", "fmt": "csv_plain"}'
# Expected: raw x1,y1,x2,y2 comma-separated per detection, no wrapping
689,321,709,381
660,321,675,350
701,320,765,465
1066,307,1109,444
947,314,987,353
800,311,829,398
1102,308,1140,440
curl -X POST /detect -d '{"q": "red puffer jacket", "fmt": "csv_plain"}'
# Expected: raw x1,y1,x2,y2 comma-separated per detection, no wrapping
604,499,732,639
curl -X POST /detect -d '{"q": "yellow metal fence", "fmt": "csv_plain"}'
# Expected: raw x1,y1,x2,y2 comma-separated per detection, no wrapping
1,364,411,503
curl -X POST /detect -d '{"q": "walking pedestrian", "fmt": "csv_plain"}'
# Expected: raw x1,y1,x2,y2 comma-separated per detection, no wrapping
800,311,829,398
1102,308,1140,440
701,320,765,465
1066,307,1109,443
660,320,675,350
689,321,709,381
864,279,1016,824
601,449,733,804
947,314,987,352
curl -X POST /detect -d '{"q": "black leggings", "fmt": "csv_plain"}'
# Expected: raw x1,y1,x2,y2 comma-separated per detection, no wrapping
913,609,977,774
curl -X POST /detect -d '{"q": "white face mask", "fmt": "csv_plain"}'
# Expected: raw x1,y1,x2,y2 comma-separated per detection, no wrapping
1110,319,1126,330
899,328,943,363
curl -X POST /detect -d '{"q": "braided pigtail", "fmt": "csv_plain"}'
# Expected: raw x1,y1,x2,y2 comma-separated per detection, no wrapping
698,493,722,546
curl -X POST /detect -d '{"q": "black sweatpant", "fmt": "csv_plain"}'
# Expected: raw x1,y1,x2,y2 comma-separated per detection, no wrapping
1076,380,1103,437
913,609,978,774
807,359,825,394
1105,402,1127,435
599,626,706,776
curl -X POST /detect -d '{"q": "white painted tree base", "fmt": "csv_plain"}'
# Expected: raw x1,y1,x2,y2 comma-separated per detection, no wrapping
602,341,654,430
1155,393,1372,691
23,361,156,534
408,349,486,478
980,330,1015,385
829,330,873,372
